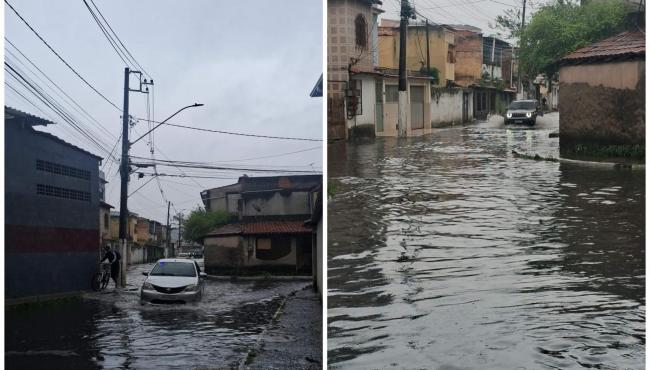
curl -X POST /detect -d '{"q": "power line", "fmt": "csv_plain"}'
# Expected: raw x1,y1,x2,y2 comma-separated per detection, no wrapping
133,159,322,174
5,0,122,111
134,119,321,142
5,39,117,140
87,0,152,78
82,0,131,67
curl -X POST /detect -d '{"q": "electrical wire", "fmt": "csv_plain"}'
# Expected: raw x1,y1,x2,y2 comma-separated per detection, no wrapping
5,0,122,111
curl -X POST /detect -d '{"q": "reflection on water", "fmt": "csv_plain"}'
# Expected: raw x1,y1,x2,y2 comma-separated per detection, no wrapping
328,115,644,369
6,275,306,370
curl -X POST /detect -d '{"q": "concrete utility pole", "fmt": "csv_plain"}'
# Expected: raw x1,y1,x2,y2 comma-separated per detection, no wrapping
118,67,130,288
490,36,496,82
518,0,527,99
165,201,170,258
425,19,430,73
118,67,153,287
398,0,412,138
176,213,182,257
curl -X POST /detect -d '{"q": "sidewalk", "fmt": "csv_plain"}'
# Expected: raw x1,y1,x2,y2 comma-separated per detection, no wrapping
244,286,322,369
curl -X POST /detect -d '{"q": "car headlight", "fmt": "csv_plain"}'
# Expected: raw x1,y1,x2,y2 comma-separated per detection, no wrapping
142,282,154,290
526,112,532,118
184,284,200,292
506,112,512,118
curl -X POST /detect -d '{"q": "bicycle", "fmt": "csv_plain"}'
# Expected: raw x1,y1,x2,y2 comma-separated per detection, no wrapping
91,262,112,291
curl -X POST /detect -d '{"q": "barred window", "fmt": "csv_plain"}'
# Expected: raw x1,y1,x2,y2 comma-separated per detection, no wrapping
355,15,367,49
37,184,91,202
36,159,90,181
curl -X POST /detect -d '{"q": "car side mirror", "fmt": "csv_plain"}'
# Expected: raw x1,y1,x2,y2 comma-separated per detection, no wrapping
200,272,207,278
142,272,148,276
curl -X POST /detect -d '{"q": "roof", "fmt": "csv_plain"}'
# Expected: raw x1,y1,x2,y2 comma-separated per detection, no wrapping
559,31,645,65
310,74,323,97
6,106,103,160
5,106,54,127
205,221,312,237
100,201,114,209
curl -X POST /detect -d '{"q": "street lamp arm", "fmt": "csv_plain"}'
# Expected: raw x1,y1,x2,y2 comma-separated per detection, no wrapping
131,103,203,145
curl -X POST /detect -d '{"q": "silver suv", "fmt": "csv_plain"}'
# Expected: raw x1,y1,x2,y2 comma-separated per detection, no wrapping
504,100,540,125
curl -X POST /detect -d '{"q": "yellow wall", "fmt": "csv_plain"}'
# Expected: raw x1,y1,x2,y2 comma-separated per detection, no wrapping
378,26,454,86
110,216,138,241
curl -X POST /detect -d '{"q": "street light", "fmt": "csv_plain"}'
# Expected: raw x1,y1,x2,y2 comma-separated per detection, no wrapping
131,103,204,145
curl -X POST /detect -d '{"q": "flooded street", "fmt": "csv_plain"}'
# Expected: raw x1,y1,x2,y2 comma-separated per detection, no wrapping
327,113,645,369
6,261,311,369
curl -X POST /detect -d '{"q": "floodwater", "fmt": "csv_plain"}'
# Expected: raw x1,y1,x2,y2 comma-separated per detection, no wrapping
6,261,309,369
328,113,645,369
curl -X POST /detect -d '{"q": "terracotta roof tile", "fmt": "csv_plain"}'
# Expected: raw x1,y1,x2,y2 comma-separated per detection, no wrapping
560,31,645,64
205,221,312,237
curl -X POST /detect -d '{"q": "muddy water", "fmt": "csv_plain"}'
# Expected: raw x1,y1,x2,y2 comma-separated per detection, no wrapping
6,261,308,369
328,114,645,369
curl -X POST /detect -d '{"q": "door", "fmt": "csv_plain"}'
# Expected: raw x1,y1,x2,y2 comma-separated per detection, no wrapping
375,80,384,132
410,85,424,130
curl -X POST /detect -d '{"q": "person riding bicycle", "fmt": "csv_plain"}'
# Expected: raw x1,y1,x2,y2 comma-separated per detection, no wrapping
100,245,121,289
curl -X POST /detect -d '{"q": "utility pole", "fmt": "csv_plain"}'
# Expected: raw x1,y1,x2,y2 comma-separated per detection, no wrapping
490,36,496,82
176,213,182,258
398,0,413,138
425,19,430,73
165,201,170,258
118,67,153,287
518,0,526,99
118,67,130,288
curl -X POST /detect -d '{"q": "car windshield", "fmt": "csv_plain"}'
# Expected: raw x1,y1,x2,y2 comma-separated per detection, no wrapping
509,101,537,110
150,262,196,277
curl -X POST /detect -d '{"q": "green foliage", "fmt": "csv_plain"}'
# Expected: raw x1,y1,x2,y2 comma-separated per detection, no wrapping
420,66,440,84
182,207,230,243
490,8,523,40
519,0,627,77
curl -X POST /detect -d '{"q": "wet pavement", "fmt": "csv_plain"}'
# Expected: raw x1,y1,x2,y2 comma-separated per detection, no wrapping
6,260,316,369
328,113,645,369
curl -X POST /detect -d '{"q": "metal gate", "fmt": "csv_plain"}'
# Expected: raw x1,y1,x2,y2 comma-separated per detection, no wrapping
410,85,424,130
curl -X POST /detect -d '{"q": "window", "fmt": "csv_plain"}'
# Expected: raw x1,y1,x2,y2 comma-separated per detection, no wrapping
36,184,91,202
36,159,90,181
385,85,399,103
447,45,456,63
104,214,109,228
355,15,367,49
256,236,291,260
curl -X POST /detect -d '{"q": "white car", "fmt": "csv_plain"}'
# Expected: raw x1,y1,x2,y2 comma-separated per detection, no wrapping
140,259,206,304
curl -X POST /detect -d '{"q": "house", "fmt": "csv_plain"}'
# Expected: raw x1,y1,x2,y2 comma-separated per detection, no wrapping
378,20,456,85
557,30,644,157
327,0,383,140
109,212,165,264
201,175,322,274
5,107,102,301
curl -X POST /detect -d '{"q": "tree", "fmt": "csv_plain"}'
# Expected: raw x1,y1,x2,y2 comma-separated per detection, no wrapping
490,7,523,41
519,0,627,78
182,207,230,244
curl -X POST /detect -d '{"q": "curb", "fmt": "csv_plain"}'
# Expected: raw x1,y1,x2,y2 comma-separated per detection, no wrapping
511,150,645,170
237,290,297,369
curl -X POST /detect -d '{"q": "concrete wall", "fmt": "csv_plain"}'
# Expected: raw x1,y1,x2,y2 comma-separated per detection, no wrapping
328,0,377,140
242,191,312,218
430,88,473,127
559,60,645,152
347,74,377,136
5,123,100,299
204,183,241,214
454,30,483,87
204,236,242,272
315,219,323,296
378,26,455,86
377,77,432,137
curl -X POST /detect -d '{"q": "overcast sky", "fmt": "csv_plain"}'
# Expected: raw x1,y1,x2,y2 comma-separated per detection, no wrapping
5,0,323,223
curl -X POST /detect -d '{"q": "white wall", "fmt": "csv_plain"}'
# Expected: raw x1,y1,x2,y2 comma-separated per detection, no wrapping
242,191,311,217
346,75,376,131
430,88,470,127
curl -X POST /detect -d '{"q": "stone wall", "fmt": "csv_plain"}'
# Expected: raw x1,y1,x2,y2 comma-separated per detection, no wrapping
559,60,645,156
